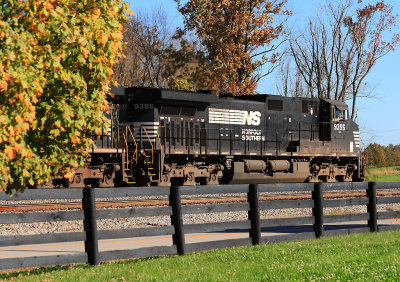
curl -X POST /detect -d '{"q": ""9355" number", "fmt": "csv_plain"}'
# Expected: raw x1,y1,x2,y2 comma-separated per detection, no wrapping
334,124,346,131
134,104,154,110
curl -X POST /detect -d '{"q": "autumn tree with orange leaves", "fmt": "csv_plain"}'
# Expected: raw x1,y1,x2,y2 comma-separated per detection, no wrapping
176,0,290,95
0,1,129,193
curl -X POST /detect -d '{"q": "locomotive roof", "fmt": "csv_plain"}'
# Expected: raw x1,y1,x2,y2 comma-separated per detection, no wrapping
111,86,219,104
233,93,319,102
111,86,348,108
321,98,349,110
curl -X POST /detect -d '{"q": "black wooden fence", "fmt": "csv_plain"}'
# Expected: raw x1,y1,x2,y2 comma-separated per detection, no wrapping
0,182,400,271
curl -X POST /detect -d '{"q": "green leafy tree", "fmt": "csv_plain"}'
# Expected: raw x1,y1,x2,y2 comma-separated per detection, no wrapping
0,0,129,193
365,143,387,167
364,143,400,168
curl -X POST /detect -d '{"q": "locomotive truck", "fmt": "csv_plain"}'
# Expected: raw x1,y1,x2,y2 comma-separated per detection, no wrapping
47,86,363,188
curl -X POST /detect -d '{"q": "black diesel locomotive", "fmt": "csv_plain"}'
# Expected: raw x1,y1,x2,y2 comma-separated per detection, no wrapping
49,86,363,188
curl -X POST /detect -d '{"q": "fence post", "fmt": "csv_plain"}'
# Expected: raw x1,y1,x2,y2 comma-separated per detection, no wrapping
312,183,324,238
248,184,261,245
170,185,186,255
82,188,99,266
367,182,378,232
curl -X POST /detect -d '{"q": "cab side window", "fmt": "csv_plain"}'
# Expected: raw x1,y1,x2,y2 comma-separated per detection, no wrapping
332,106,347,121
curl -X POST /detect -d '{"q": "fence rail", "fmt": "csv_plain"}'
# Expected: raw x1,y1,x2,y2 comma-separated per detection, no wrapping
0,182,400,271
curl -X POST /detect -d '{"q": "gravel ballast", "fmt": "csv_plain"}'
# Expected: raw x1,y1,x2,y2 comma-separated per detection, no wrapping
1,201,399,236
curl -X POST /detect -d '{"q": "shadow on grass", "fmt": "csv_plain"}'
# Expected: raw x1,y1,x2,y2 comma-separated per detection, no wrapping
0,256,166,279
0,264,88,279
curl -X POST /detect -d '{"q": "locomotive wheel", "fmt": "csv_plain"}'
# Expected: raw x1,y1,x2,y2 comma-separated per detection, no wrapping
206,174,220,185
183,173,196,186
73,174,83,186
307,176,319,183
327,175,337,182
162,174,170,183
156,174,171,187
99,172,115,188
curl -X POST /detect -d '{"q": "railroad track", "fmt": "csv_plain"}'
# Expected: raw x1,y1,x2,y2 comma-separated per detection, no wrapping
2,190,400,213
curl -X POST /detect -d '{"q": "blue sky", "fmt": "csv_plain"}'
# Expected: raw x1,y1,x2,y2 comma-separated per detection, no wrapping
126,0,400,147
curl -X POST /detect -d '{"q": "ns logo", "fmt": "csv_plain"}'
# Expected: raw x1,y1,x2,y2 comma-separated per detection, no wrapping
244,111,261,126
208,108,262,126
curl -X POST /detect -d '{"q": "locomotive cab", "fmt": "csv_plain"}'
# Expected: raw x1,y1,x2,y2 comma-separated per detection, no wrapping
316,98,362,181
319,99,349,142
330,101,349,144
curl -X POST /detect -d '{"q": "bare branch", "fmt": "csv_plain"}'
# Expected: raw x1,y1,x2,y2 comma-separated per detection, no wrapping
282,0,399,120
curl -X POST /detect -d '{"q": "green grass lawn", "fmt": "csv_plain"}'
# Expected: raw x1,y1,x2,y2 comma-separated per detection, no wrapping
3,231,400,281
365,166,400,182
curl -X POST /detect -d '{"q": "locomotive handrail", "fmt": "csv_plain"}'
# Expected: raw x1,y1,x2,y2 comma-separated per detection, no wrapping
154,125,323,146
123,130,129,172
156,126,164,154
126,125,138,163
100,121,330,152
155,124,361,161
141,126,154,165
157,126,164,176
159,126,289,156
